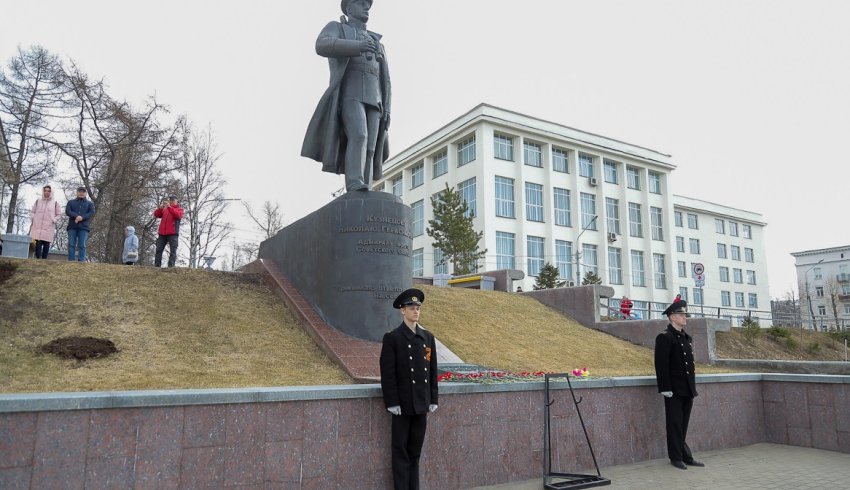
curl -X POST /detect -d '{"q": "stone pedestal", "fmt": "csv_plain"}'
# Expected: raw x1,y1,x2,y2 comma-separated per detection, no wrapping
258,191,412,342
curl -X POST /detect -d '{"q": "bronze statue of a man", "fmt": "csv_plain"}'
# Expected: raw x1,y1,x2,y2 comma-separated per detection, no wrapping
301,0,391,192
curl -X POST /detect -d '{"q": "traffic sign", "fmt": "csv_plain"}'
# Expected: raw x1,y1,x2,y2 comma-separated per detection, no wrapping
693,263,705,276
694,272,705,287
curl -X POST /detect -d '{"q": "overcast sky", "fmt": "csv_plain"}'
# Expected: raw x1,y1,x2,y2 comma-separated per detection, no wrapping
3,0,849,298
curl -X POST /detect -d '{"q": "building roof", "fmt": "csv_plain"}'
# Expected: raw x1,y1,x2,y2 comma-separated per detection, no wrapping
383,103,675,173
672,194,766,225
790,245,850,257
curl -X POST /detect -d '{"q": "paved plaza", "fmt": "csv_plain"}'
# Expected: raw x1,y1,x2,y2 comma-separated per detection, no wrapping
474,443,850,490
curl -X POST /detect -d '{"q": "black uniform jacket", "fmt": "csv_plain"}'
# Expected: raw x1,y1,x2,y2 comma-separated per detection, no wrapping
379,322,438,415
654,324,698,398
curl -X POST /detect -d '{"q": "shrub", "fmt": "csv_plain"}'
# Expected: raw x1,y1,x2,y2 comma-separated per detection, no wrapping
827,331,850,344
784,337,799,350
741,317,761,343
767,326,792,340
806,341,820,353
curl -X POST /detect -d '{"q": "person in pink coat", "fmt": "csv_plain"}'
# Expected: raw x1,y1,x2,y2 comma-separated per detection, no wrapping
30,185,63,259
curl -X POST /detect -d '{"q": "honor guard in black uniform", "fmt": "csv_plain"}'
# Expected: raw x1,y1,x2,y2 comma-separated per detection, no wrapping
380,288,438,490
654,299,705,470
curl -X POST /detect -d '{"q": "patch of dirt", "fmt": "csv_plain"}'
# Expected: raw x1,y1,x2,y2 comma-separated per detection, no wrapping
0,259,19,286
39,336,118,361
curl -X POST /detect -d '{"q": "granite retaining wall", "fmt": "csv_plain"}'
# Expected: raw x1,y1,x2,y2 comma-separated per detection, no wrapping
1,374,848,489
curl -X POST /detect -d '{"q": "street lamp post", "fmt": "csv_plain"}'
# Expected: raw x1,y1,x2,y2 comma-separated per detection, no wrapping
804,258,824,330
574,215,598,286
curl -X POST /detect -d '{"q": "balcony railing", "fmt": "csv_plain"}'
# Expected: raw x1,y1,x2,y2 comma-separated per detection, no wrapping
837,273,850,283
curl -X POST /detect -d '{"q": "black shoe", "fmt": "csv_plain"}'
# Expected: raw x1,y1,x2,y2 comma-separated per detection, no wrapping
684,459,705,467
671,460,687,470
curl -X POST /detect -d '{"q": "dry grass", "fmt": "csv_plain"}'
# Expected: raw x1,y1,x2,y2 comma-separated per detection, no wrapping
0,258,350,393
418,285,729,377
716,327,849,361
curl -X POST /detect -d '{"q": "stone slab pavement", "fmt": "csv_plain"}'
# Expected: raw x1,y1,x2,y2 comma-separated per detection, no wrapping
472,443,850,490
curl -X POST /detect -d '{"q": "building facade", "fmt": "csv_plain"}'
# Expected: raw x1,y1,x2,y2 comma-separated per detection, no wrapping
373,104,770,321
790,245,850,330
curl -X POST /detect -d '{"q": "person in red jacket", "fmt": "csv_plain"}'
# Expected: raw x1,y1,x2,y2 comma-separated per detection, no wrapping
153,194,184,267
620,296,633,319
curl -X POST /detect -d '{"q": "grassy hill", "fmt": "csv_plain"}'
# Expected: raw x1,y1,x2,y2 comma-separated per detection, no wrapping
716,327,849,361
1,258,732,393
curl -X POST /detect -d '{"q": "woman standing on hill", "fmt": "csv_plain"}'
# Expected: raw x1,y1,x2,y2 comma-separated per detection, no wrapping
30,185,63,259
122,226,139,265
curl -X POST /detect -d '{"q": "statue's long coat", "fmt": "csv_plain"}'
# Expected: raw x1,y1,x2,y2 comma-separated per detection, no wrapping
301,20,391,180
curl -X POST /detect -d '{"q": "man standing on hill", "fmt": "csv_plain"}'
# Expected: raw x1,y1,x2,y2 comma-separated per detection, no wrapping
654,299,705,470
66,186,95,262
153,194,184,268
380,288,438,490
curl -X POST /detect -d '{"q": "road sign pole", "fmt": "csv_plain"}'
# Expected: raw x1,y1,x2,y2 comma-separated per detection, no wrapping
700,286,704,317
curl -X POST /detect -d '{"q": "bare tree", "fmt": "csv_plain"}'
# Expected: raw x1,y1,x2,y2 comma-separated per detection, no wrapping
825,277,843,330
225,240,259,271
0,46,68,232
243,200,283,240
176,124,232,268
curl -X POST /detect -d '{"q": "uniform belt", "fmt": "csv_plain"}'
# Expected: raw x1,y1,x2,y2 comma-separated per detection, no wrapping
347,62,380,76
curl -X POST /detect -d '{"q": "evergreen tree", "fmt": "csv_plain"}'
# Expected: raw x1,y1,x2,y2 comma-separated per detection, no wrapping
426,183,487,275
582,270,602,285
533,262,563,290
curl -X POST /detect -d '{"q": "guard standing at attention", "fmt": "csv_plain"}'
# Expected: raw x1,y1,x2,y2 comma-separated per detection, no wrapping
380,288,438,490
654,299,705,470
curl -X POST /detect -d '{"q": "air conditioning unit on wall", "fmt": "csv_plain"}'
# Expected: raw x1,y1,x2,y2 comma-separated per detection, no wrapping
589,177,598,186
607,232,617,243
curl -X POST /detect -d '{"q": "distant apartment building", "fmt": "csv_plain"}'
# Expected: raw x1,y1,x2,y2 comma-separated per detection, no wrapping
790,245,850,330
373,104,770,321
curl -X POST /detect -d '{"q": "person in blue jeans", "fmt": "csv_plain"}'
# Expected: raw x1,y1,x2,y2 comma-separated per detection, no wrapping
66,186,96,261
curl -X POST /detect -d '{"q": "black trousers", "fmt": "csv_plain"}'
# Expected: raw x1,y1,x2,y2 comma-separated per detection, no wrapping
664,395,694,462
391,413,427,490
154,234,179,267
34,240,51,259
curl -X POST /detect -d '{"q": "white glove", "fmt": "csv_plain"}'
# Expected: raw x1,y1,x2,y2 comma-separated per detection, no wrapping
661,391,673,398
429,404,438,413
387,406,401,416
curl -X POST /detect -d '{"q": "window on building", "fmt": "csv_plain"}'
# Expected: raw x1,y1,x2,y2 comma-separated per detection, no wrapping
733,268,743,284
495,231,515,270
432,150,448,178
434,248,448,274
554,188,572,227
721,291,731,307
525,182,544,222
626,166,640,190
605,198,620,235
604,160,618,184
495,176,515,218
579,154,594,178
746,270,756,285
720,266,730,282
676,236,685,253
391,174,403,197
458,177,476,218
743,224,752,239
411,162,424,189
731,245,740,261
654,253,667,289
717,243,727,259
842,284,850,295
679,287,689,302
729,222,739,236
735,292,745,308
813,267,822,280
687,213,699,229
583,244,598,275
748,293,758,308
648,171,662,194
457,135,476,166
844,305,850,315
678,261,687,278
375,182,385,192
693,287,703,305
650,206,663,241
818,305,826,315
815,286,824,297
608,247,623,284
494,134,513,161
744,248,754,263
527,236,545,276
581,193,597,230
411,200,424,237
674,211,683,227
412,248,423,276
631,250,646,287
524,141,543,167
628,202,643,237
556,240,573,281
553,148,569,173
715,218,725,234
689,238,700,255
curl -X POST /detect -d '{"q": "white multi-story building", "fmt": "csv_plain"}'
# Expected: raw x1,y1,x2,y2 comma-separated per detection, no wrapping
790,245,850,330
373,104,770,320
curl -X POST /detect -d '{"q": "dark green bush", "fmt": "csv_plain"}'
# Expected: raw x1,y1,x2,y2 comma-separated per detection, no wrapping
767,326,792,340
